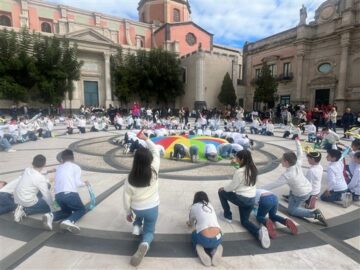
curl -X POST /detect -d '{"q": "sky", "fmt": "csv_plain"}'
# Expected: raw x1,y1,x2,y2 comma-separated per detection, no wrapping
50,0,325,48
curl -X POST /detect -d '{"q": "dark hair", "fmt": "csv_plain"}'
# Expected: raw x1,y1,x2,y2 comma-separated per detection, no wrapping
128,148,154,187
307,151,322,163
192,191,212,213
322,127,329,132
352,139,360,150
236,150,257,186
32,155,46,168
283,152,297,166
61,149,74,162
327,149,342,161
354,151,360,159
226,137,234,143
193,191,209,204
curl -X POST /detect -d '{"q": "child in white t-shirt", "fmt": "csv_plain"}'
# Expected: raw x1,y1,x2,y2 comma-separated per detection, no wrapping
188,191,222,267
304,151,323,209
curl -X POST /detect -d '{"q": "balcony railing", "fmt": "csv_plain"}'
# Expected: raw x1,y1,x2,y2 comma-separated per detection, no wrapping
277,72,294,82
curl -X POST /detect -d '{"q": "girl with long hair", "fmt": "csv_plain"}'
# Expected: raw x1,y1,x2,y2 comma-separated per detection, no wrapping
188,191,222,267
123,132,160,267
218,150,270,249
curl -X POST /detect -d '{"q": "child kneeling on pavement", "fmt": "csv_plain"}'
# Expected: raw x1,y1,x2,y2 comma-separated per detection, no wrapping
188,191,223,267
43,149,88,233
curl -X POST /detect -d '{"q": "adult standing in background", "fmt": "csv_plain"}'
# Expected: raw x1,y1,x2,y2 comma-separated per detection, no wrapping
342,107,355,139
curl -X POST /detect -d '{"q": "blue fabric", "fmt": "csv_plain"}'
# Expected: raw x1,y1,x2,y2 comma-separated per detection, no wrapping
257,194,286,225
133,206,159,244
24,198,50,215
53,192,86,223
288,192,314,218
218,190,259,238
0,192,17,215
320,190,346,202
191,231,222,249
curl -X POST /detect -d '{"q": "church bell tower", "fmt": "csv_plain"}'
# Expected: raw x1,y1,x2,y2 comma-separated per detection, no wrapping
138,0,191,25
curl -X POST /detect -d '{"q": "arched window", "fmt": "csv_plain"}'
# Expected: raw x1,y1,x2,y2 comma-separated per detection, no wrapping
0,15,11,27
41,22,52,33
136,36,144,48
173,8,180,22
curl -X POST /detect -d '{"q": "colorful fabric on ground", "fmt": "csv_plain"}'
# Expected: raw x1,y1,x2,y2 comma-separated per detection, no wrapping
151,135,228,160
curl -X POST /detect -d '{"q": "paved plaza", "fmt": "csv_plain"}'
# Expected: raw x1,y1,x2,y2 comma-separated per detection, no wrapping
0,124,359,269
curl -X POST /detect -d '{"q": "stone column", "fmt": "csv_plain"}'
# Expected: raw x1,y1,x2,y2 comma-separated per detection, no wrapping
336,32,350,100
295,50,305,101
104,52,112,107
194,51,206,109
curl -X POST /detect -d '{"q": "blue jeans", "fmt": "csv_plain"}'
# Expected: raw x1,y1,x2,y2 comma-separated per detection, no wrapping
191,231,222,250
24,198,51,215
288,192,314,218
257,194,286,225
250,127,258,134
320,190,347,202
219,144,232,158
0,192,17,215
0,137,11,151
133,206,159,245
218,190,259,238
189,146,199,156
53,192,86,223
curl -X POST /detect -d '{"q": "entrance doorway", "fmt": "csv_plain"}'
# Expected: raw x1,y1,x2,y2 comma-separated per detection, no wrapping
315,89,330,107
84,81,99,107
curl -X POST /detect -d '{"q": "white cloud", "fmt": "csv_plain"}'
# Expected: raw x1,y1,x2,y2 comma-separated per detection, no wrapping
50,0,326,47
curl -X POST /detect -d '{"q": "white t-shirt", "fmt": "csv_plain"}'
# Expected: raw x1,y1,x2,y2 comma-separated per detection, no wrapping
189,202,221,233
305,164,323,195
205,144,217,155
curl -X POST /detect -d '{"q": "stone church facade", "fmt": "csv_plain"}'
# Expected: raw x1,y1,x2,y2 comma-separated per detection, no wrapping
242,0,360,113
0,0,242,110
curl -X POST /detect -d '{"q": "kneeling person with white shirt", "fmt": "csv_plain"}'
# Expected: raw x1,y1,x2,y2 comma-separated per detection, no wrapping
14,155,53,222
43,150,88,233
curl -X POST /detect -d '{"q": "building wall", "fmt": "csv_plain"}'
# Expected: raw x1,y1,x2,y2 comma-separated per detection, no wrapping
169,24,211,55
180,50,242,109
243,0,360,113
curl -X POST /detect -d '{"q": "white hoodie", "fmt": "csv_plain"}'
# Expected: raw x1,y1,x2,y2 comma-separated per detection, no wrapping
14,168,52,208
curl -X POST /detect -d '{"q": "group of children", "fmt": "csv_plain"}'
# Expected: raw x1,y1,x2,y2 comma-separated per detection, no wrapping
0,150,89,233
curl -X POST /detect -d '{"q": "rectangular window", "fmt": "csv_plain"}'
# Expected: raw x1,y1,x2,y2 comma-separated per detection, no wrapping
182,67,187,84
238,64,242,79
268,64,276,77
280,95,290,105
255,68,261,78
283,62,291,77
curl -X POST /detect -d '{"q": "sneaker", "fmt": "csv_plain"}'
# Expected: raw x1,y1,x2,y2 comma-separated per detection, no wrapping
305,196,317,209
132,225,142,236
130,242,149,267
313,209,328,227
265,219,277,239
195,244,212,267
220,213,232,223
258,225,271,249
14,205,26,223
285,219,298,235
60,220,81,233
211,244,223,266
341,192,352,208
42,213,54,231
6,149,16,153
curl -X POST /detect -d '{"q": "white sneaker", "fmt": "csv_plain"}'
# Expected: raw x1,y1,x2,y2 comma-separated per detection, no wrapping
132,225,142,236
211,244,223,266
14,205,26,222
60,220,80,233
6,149,16,153
342,192,352,208
42,213,54,231
195,244,212,267
258,225,271,249
130,242,149,267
